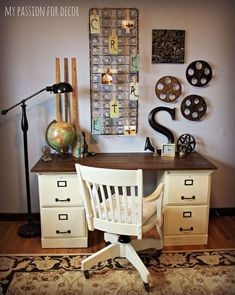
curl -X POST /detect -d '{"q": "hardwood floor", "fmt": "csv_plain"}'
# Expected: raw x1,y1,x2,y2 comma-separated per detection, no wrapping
0,216,234,255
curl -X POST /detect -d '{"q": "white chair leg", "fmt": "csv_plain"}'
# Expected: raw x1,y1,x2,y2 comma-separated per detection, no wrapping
104,232,119,244
156,224,163,241
131,238,163,252
124,244,150,284
82,243,120,270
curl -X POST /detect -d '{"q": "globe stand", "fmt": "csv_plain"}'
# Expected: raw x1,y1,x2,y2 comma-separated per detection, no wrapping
52,150,71,159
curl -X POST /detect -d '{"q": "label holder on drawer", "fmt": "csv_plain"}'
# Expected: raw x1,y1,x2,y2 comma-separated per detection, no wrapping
184,179,193,186
58,214,68,220
57,180,67,187
183,211,192,218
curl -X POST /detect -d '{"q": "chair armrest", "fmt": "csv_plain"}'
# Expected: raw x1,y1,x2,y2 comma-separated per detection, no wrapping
143,183,164,203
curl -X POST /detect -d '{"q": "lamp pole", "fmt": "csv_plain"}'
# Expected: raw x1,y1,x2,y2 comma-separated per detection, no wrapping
1,83,73,237
18,100,40,237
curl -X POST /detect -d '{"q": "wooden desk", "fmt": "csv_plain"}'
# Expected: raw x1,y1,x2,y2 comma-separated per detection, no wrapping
31,152,217,248
32,152,217,173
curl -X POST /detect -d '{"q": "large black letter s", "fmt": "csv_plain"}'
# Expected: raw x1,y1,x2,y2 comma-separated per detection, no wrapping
148,107,176,143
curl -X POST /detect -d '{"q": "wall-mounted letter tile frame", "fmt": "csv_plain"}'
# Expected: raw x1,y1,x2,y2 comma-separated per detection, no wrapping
89,8,139,135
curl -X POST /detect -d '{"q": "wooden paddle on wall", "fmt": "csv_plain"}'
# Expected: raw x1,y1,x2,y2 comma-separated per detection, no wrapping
71,57,84,158
71,58,79,133
55,58,62,122
64,57,70,123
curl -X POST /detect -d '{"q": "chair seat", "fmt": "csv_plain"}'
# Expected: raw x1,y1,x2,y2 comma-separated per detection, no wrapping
98,195,157,225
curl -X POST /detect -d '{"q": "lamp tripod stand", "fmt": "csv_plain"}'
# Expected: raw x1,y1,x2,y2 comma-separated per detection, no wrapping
1,83,73,237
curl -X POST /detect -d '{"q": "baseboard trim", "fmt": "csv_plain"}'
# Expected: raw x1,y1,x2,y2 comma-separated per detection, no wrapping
0,213,40,221
210,208,235,217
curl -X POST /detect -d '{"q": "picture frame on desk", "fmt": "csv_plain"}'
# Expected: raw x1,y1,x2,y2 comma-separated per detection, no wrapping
161,143,176,157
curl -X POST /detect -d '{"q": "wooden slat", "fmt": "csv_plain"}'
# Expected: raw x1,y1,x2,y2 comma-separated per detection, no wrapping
114,186,121,223
86,181,97,218
92,183,102,219
55,58,62,122
107,186,115,222
131,186,136,224
87,182,97,218
100,185,108,221
71,57,79,133
64,58,70,122
122,187,129,223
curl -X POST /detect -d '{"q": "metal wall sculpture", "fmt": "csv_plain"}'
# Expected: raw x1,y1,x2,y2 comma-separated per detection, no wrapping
186,60,212,87
176,133,196,154
152,29,185,64
155,76,182,102
181,94,207,121
89,8,139,135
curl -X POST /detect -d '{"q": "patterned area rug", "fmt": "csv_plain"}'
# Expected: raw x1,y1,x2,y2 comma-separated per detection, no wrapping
0,250,235,294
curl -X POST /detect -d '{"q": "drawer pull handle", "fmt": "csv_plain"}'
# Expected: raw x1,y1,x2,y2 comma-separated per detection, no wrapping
181,196,195,200
55,198,71,202
56,230,71,234
179,227,193,232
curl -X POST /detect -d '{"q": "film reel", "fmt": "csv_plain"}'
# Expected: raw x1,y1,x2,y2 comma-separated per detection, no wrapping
177,133,196,154
181,95,207,121
186,60,212,87
155,76,182,102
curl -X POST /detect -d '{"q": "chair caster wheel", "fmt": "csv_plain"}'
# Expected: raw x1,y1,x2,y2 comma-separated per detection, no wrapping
83,270,89,279
143,282,150,292
156,249,162,258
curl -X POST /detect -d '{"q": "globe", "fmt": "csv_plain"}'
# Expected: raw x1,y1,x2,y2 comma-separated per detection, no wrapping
46,120,75,153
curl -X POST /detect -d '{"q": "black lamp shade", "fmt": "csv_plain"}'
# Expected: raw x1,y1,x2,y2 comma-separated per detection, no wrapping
46,82,73,94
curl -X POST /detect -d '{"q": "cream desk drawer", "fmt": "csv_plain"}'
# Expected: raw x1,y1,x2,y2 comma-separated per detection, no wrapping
166,172,211,205
38,174,82,207
164,205,209,236
41,207,86,238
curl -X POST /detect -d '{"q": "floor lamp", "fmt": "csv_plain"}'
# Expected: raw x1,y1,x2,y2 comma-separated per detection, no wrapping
1,82,73,237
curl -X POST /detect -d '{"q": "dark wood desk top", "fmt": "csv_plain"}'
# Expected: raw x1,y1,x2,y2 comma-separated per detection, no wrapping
31,152,217,173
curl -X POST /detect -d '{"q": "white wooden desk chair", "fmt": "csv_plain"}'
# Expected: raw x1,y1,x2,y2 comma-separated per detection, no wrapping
75,164,164,292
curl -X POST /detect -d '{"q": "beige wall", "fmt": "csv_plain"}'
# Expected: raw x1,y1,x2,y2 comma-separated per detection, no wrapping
0,0,234,213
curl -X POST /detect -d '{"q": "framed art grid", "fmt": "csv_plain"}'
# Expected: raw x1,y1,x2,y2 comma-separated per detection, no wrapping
89,8,139,135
